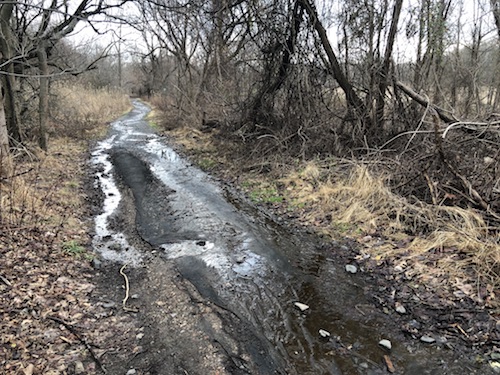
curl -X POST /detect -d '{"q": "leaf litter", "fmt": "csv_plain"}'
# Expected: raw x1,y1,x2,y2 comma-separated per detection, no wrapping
0,139,137,374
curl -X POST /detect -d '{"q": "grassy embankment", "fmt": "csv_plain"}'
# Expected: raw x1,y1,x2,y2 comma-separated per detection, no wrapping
148,99,500,311
0,84,130,374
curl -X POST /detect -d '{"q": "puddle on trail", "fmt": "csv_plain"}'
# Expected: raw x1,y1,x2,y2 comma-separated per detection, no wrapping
92,100,490,375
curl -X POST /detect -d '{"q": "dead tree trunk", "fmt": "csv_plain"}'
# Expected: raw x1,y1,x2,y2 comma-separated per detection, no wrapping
0,2,21,145
0,84,10,182
299,0,369,126
374,0,403,128
395,81,458,123
37,42,48,151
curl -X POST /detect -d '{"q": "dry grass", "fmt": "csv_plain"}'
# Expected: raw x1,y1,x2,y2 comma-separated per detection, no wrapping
1,82,128,239
0,138,90,243
50,82,131,139
281,162,500,290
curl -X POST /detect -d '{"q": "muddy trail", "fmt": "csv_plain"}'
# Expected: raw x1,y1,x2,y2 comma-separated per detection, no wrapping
91,100,491,375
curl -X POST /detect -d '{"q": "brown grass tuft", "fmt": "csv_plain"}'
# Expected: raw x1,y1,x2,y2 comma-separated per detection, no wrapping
50,82,131,139
281,163,500,289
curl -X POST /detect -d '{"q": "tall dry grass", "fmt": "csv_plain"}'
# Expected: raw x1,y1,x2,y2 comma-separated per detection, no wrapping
1,83,129,236
280,162,500,289
50,82,131,139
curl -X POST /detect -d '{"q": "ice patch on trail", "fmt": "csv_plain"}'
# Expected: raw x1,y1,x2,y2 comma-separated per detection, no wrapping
91,132,143,266
160,241,231,270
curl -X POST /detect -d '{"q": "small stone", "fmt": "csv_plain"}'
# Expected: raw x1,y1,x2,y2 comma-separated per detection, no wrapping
319,329,331,338
136,332,145,340
294,302,309,312
394,265,403,272
490,361,500,373
101,301,116,309
345,265,357,274
74,361,84,374
484,157,495,165
131,294,139,299
379,339,392,350
235,255,246,264
360,235,372,243
491,353,500,360
436,336,448,345
420,335,436,343
395,302,406,314
126,369,137,375
91,258,102,269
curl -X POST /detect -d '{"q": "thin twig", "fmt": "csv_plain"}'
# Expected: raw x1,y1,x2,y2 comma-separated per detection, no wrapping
0,168,34,182
0,274,12,287
119,264,138,312
48,316,107,374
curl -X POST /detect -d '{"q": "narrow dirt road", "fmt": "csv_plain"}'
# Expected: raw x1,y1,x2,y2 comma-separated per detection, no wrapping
91,100,492,374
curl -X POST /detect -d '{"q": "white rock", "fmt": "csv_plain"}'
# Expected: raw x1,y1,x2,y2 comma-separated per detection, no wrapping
361,235,372,243
126,370,137,375
74,361,84,374
345,264,357,274
294,302,309,312
319,329,331,338
395,302,406,314
484,157,495,165
394,265,404,272
420,335,436,343
491,361,500,373
378,339,392,350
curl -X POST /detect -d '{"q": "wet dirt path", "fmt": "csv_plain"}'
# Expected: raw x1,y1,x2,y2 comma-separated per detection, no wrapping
91,100,491,374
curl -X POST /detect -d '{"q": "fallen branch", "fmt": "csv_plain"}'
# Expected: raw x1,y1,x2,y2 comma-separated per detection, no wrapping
0,167,34,182
442,120,500,138
119,264,138,313
395,81,458,124
48,316,107,374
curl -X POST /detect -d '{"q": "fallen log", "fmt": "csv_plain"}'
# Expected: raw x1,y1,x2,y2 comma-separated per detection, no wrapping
395,81,458,124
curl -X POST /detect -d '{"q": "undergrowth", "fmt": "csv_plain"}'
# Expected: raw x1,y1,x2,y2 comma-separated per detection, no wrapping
50,82,130,139
282,162,500,290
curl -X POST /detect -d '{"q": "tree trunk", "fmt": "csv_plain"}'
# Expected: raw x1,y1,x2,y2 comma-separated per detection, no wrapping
299,0,368,125
491,0,500,41
37,43,49,151
490,0,500,109
0,83,10,181
0,86,8,156
250,0,304,119
0,2,21,145
374,0,403,129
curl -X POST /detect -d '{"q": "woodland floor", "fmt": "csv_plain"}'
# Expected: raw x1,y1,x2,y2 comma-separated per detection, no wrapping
1,116,500,374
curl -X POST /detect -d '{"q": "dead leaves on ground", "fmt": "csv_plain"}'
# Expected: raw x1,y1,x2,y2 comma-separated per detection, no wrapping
0,229,137,375
0,139,135,374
